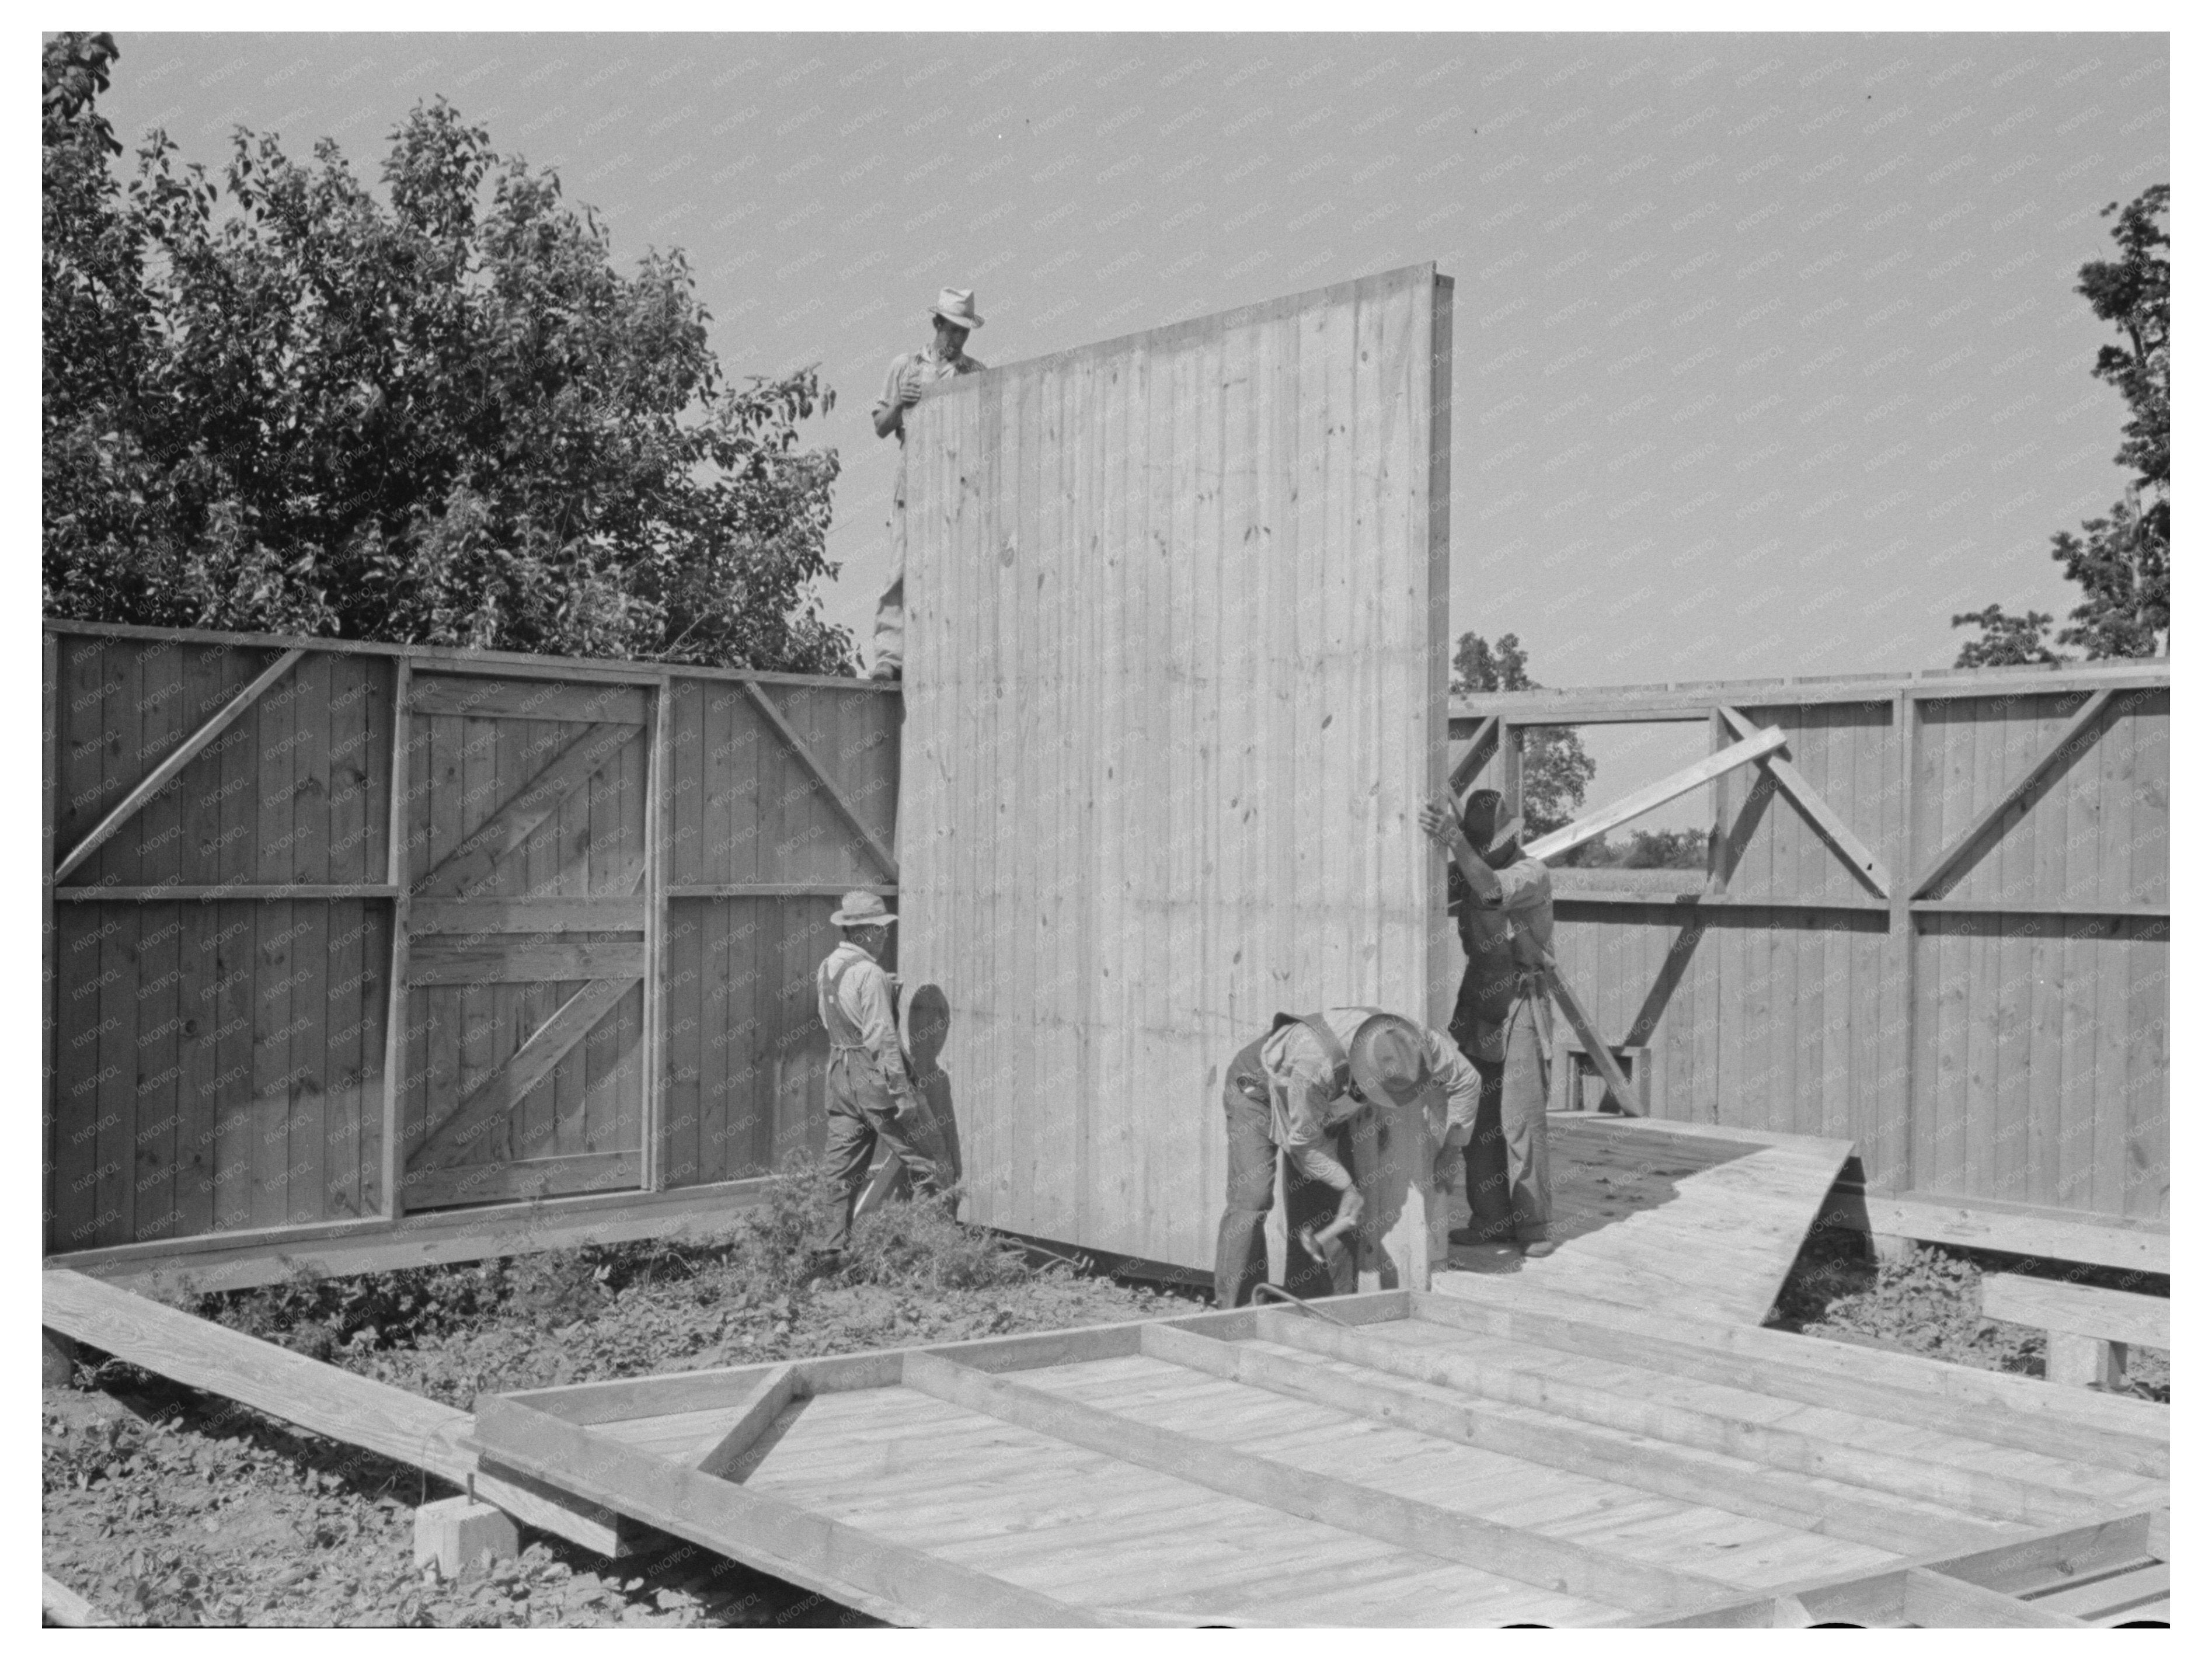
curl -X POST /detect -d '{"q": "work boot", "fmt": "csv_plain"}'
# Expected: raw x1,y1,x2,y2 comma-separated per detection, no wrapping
1448,1226,1511,1247
1519,1238,1558,1259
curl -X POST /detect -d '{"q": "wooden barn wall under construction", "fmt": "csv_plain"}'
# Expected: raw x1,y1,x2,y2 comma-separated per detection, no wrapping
897,265,1457,1279
43,621,899,1257
1451,665,2169,1230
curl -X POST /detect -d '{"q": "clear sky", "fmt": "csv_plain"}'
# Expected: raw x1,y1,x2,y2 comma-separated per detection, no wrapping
92,29,2168,805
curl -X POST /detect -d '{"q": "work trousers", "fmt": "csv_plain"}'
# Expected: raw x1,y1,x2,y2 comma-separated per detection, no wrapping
1452,990,1553,1243
1213,1039,1360,1308
823,1050,942,1250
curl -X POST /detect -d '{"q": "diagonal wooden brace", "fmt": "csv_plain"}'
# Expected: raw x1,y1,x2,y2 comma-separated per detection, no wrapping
1716,704,1893,898
410,976,637,1169
54,648,305,883
1911,687,2120,900
742,683,900,882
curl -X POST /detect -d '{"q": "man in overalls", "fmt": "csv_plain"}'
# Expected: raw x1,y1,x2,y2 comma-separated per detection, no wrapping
1420,788,1558,1257
1214,1008,1482,1308
817,892,944,1251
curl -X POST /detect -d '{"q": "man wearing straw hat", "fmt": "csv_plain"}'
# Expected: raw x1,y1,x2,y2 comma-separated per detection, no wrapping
817,890,944,1250
868,287,987,681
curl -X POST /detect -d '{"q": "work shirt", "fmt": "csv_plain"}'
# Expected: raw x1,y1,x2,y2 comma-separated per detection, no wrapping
816,941,914,1106
871,343,985,459
1255,1008,1482,1191
1449,854,1557,1032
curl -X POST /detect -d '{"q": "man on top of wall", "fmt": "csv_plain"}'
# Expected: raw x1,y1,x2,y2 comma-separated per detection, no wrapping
1419,788,1559,1258
868,287,986,681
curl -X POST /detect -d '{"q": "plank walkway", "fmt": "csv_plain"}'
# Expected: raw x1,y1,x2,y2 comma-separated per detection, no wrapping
1431,1112,1855,1326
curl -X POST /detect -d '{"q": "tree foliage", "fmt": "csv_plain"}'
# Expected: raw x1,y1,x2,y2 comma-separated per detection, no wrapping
1450,632,1596,838
1953,183,2169,666
42,32,853,673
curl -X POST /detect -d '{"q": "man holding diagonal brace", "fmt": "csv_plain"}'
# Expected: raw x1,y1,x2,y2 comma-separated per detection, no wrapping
1420,788,1559,1257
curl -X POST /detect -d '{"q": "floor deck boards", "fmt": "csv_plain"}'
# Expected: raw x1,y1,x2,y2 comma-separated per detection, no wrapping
467,1113,2164,1628
1434,1114,1855,1325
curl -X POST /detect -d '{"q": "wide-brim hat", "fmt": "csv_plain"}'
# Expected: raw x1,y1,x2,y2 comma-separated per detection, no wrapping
831,891,897,927
929,286,984,330
1347,1012,1432,1106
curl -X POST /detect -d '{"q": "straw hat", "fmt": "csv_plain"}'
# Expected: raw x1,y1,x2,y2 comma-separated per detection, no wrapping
929,287,984,330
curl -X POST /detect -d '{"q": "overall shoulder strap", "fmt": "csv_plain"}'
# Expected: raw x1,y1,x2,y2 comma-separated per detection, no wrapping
1294,1012,1353,1098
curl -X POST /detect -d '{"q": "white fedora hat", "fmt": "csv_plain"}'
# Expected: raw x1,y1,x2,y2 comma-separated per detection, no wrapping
830,891,898,927
929,287,984,329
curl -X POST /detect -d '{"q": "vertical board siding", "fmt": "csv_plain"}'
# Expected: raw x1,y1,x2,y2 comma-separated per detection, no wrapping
900,266,1449,1275
1493,680,2162,1220
45,629,894,1252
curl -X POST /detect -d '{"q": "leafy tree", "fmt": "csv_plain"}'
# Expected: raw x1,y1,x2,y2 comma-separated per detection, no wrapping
1953,184,2169,666
1450,632,1596,838
42,33,853,673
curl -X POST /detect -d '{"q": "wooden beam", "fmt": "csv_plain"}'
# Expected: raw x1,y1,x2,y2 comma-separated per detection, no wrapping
1980,1273,2169,1349
1522,725,1787,863
1827,1189,2170,1275
1136,1323,1997,1556
897,1349,1736,1612
409,897,647,934
1539,965,1643,1115
694,1364,797,1479
412,721,638,899
53,883,402,902
41,1574,115,1628
1911,688,2117,899
667,883,901,900
39,1269,623,1553
1637,1505,2161,1626
468,1393,1103,1627
1411,1289,2165,1478
406,676,647,725
1447,713,1499,794
381,658,413,1222
400,1150,639,1211
1253,1309,2104,1525
741,682,899,882
642,678,670,1192
53,648,304,882
405,941,646,985
410,977,639,1168
1902,1568,2092,1627
1444,662,2166,726
1716,704,1893,897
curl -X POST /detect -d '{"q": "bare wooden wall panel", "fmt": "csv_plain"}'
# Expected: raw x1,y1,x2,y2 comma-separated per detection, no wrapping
901,266,1450,1275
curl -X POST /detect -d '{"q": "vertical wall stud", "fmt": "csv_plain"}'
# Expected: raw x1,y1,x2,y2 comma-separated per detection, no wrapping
379,657,413,1219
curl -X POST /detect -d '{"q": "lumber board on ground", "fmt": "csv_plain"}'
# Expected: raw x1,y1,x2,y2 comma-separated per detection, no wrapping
896,1350,1737,1610
52,1175,777,1294
41,1574,114,1627
1980,1272,2169,1348
39,1268,628,1554
469,1394,1103,1626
